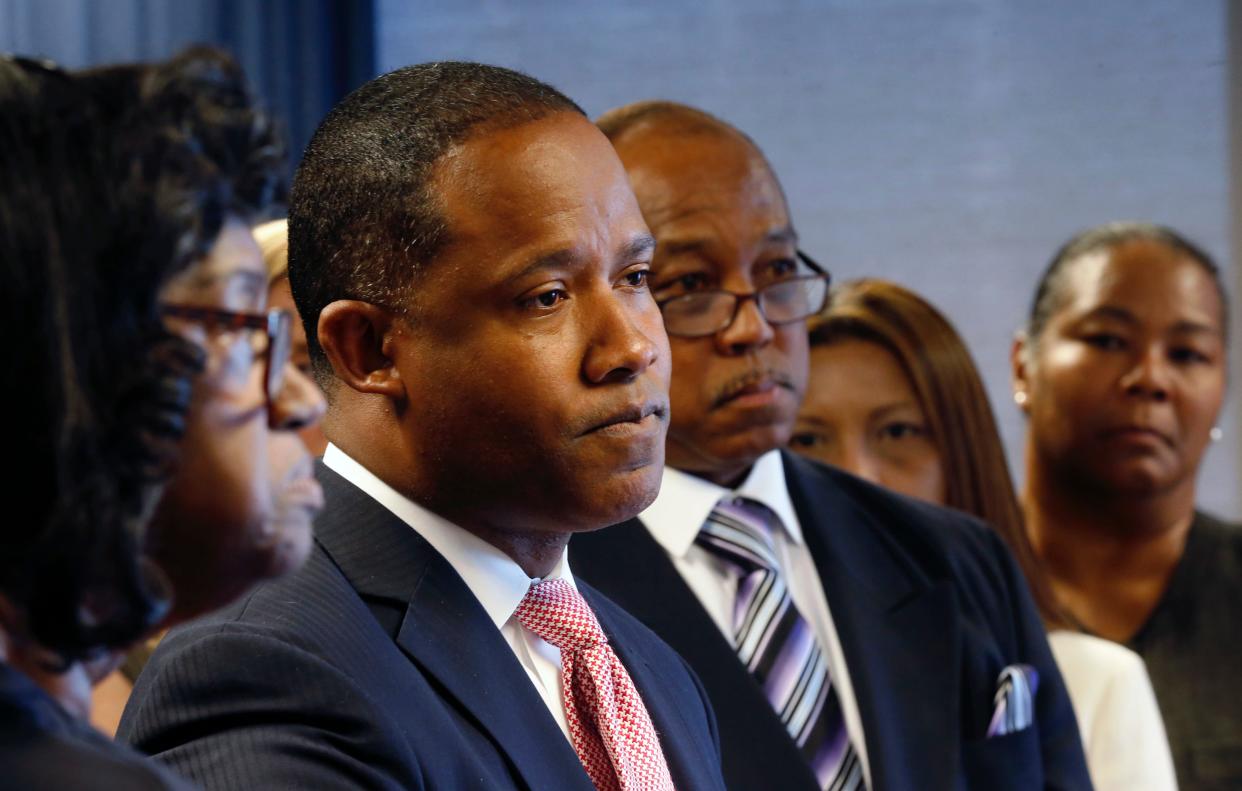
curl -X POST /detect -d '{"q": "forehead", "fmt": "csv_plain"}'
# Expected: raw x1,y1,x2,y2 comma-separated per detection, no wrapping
808,339,917,408
161,216,265,301
1055,240,1224,331
612,128,790,248
430,112,646,270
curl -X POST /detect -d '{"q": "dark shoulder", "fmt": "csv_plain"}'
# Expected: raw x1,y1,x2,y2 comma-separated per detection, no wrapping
1185,509,1242,582
1,694,193,790
1192,510,1242,544
782,451,1010,582
128,540,396,722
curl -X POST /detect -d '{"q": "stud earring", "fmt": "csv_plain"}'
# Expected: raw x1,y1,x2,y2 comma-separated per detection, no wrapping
1211,426,1223,442
1013,391,1028,406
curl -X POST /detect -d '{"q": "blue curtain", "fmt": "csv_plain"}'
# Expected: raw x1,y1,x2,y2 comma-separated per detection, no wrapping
0,0,374,164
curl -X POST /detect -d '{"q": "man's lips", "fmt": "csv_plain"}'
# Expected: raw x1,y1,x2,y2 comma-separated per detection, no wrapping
712,370,795,408
581,401,669,436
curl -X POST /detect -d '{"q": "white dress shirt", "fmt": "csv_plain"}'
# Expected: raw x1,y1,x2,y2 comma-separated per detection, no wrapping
639,450,871,786
323,443,573,741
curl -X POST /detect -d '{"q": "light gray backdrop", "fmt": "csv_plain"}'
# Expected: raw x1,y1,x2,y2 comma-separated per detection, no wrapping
378,0,1239,518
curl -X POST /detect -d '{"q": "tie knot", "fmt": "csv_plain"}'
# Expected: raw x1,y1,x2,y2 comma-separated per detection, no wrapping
513,578,607,652
695,496,781,572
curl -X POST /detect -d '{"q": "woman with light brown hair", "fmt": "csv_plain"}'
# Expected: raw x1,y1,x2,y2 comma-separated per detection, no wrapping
792,278,1176,791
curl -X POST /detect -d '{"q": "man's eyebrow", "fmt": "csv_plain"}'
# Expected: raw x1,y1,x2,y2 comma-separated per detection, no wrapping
618,234,656,264
764,227,798,246
509,249,577,283
508,235,657,283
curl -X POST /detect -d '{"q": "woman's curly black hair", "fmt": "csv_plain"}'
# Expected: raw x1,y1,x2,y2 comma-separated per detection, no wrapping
0,46,286,665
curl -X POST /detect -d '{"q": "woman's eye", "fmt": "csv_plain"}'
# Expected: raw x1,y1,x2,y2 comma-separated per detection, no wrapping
878,422,927,441
1170,347,1210,364
1084,333,1125,351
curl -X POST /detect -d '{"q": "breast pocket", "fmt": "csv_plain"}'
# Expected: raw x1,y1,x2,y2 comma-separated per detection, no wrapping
959,727,1042,790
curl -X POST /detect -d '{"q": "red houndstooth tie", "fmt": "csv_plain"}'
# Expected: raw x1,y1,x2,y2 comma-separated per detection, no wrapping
514,579,676,791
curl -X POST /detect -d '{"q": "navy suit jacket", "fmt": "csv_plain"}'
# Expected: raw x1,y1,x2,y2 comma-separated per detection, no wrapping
570,452,1092,791
118,464,726,791
0,661,192,790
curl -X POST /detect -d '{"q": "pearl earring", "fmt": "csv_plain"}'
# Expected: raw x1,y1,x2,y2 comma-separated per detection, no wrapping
1210,426,1223,442
1013,391,1027,406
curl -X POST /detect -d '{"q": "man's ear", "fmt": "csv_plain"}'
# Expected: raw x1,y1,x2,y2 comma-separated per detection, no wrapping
317,300,406,399
1011,332,1032,415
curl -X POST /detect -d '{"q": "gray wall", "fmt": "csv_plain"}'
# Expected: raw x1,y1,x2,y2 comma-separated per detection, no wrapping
378,0,1238,517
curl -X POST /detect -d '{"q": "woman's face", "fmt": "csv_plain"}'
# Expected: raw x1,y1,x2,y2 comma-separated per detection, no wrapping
791,338,946,504
148,217,327,623
267,275,328,456
1014,239,1227,499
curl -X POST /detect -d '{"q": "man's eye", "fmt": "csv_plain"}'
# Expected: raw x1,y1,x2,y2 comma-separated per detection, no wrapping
789,432,822,448
622,269,650,289
769,258,798,278
522,289,567,310
663,272,710,293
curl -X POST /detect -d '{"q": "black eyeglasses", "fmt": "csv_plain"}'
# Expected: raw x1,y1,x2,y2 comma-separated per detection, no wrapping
656,250,831,338
160,304,293,406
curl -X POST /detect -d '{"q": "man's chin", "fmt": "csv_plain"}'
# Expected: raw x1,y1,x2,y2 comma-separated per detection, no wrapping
567,462,664,531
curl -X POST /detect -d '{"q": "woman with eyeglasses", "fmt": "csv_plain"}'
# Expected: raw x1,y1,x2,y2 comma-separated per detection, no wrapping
791,278,1177,790
0,47,323,787
1012,224,1239,791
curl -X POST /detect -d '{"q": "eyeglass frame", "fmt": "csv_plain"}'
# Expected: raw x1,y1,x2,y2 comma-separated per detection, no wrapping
655,250,832,338
160,304,293,409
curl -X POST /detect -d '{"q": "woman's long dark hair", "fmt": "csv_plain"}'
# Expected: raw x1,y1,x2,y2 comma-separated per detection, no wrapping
0,47,285,665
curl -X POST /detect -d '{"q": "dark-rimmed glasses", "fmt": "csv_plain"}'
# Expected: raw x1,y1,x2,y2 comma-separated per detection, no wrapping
160,304,293,407
657,250,831,338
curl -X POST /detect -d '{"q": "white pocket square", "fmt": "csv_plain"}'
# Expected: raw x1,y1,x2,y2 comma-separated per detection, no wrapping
986,664,1039,737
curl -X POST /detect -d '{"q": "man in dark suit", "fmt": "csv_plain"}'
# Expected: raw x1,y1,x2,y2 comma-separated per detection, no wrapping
118,65,726,791
570,101,1093,791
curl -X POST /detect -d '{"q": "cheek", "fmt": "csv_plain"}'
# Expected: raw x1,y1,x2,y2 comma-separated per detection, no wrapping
668,340,713,418
774,325,809,395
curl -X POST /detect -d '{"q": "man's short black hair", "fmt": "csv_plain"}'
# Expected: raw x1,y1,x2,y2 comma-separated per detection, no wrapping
287,61,584,384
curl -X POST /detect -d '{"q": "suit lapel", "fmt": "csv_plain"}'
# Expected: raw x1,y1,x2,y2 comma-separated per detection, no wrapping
570,520,819,789
580,583,720,791
313,464,594,791
782,453,961,791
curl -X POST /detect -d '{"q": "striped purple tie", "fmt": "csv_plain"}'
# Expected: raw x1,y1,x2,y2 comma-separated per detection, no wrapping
696,497,865,791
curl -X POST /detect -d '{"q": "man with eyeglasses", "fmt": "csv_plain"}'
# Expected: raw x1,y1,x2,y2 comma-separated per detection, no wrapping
570,102,1092,791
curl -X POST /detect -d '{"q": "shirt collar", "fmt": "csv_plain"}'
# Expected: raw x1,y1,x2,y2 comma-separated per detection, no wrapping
640,449,803,559
322,443,575,629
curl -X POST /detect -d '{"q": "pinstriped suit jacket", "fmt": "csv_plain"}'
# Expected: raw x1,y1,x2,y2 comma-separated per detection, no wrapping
118,463,727,791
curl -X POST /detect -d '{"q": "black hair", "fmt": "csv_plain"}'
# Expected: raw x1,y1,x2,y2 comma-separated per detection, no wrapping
0,46,284,664
1026,221,1229,343
287,61,584,384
